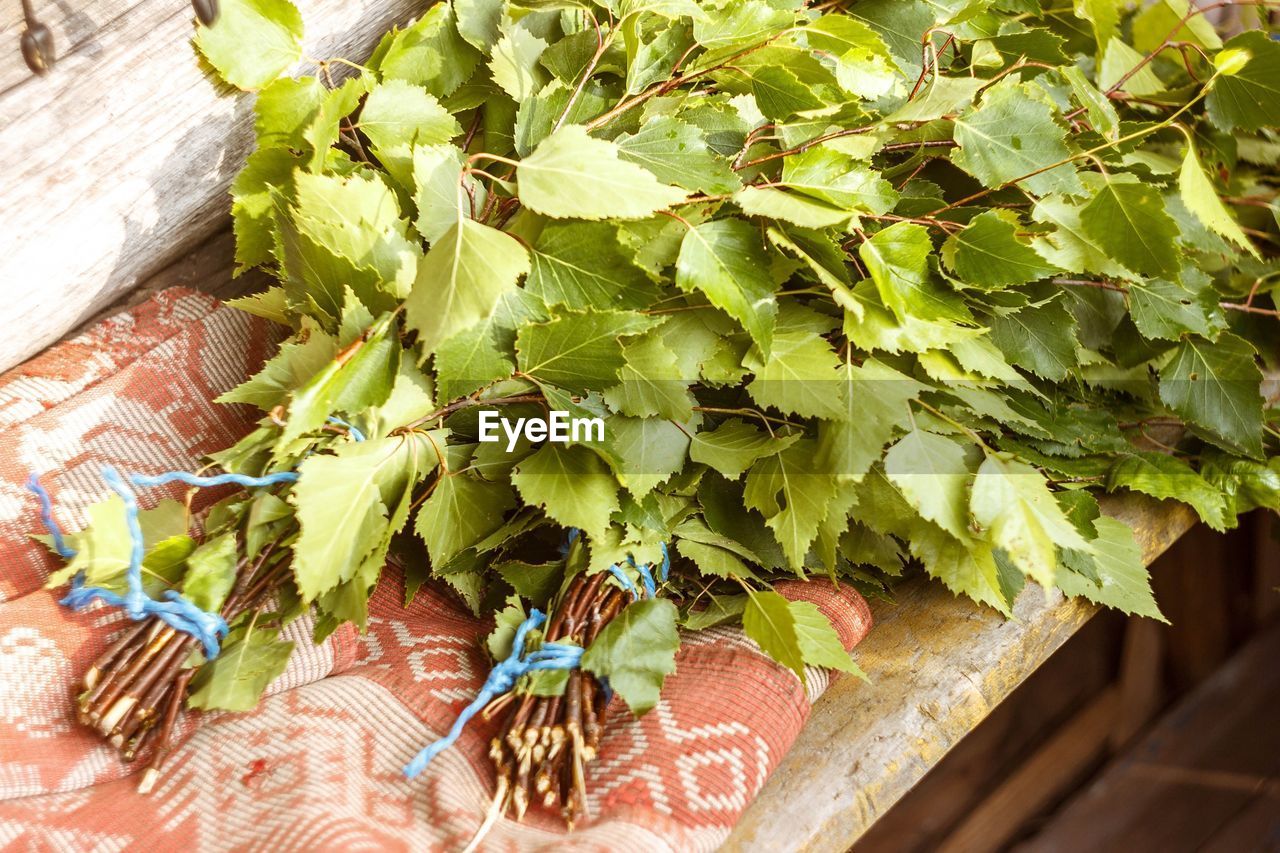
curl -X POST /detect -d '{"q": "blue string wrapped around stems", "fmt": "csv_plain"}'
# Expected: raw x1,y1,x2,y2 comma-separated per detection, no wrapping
405,528,672,776
27,466,300,659
27,415,364,658
403,608,583,778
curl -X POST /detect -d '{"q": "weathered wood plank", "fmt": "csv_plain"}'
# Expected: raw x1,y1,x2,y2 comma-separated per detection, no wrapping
722,493,1197,853
0,0,424,373
936,687,1118,852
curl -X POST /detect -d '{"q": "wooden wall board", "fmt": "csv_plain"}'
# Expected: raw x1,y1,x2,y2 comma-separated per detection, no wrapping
722,494,1198,853
0,0,424,373
1017,621,1280,852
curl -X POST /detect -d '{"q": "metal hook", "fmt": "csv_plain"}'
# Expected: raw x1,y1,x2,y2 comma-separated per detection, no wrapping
192,0,218,26
20,0,55,75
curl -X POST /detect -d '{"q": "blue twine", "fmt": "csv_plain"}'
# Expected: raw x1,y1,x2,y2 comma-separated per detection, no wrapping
659,542,670,582
404,609,583,779
28,464,298,659
27,474,76,559
558,526,582,557
326,416,365,442
129,470,300,489
637,563,656,599
607,564,640,600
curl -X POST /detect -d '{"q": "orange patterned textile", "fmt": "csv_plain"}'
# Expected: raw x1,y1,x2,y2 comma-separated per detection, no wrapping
0,290,871,851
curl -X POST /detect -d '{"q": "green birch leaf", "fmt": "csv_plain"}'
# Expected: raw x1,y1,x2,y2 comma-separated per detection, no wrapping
217,325,337,411
278,318,399,448
675,538,755,579
1206,32,1280,132
292,435,436,600
435,332,512,403
518,125,689,219
802,13,899,100
515,309,658,391
604,416,690,496
971,455,1091,588
46,498,187,591
689,418,798,479
910,524,1012,616
1056,516,1164,621
1158,333,1265,459
603,334,694,421
986,298,1079,381
743,441,838,570
1107,452,1229,531
1031,195,1136,279
581,598,679,715
1128,271,1224,342
416,475,516,566
884,429,972,540
746,330,844,420
188,624,295,712
615,116,742,195
412,144,477,246
488,26,549,101
300,76,372,172
1080,175,1177,275
686,589,747,627
282,170,420,315
526,221,660,310
1132,0,1220,54
181,532,238,613
791,600,865,678
817,358,927,480
1060,66,1120,141
945,210,1059,289
494,561,563,606
358,80,461,154
511,444,619,538
780,148,898,215
735,186,852,229
676,218,778,353
1178,143,1258,256
404,220,531,357
194,0,303,91
742,589,805,679
377,2,481,98
859,222,968,323
254,76,327,150
1099,39,1165,96
951,81,1081,197
1074,0,1119,48
751,65,828,119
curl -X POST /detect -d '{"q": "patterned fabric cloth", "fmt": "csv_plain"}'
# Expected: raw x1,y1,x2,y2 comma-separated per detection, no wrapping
0,289,872,851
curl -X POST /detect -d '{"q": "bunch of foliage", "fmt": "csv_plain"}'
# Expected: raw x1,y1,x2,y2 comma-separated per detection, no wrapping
50,0,1280,723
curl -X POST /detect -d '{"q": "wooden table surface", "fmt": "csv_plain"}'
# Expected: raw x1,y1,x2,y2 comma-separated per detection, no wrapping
723,494,1198,852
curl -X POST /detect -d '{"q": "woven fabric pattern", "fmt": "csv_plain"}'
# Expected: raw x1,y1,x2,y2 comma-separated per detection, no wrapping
0,290,871,851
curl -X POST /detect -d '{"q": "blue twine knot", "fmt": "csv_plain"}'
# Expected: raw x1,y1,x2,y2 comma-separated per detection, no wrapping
326,416,365,442
403,609,584,779
28,465,300,659
567,527,670,600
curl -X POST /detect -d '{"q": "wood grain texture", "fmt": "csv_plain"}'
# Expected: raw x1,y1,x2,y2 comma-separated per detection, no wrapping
1019,620,1280,852
0,0,424,373
722,493,1197,853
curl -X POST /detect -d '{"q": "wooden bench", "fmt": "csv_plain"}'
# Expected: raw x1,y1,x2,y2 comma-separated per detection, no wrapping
724,495,1197,851
0,6,1228,850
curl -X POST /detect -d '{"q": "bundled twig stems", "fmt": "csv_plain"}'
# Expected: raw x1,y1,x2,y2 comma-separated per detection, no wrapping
75,533,290,792
489,572,625,827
